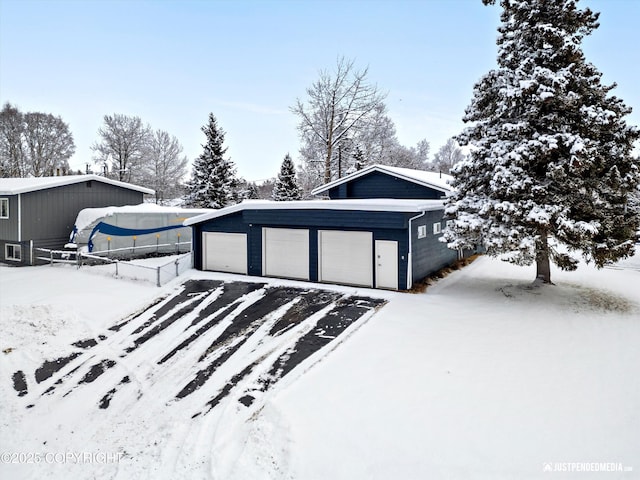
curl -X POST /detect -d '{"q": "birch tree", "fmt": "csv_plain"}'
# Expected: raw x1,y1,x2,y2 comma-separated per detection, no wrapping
91,114,150,183
144,129,188,204
291,57,387,183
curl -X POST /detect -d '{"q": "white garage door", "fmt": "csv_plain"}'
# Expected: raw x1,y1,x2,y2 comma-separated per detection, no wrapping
262,227,309,280
202,232,247,274
318,230,373,287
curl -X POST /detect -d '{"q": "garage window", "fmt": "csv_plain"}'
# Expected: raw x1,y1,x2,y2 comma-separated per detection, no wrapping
5,243,21,261
433,222,442,235
417,225,427,239
0,198,8,219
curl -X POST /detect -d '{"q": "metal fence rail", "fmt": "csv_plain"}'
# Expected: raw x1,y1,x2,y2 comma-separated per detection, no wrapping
34,247,193,287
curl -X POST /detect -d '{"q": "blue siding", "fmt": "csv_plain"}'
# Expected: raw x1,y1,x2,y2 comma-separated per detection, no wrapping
410,210,458,283
193,212,248,270
243,209,407,229
328,171,446,200
192,207,457,289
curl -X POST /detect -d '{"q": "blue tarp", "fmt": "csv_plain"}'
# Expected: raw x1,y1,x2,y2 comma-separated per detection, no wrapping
87,221,184,251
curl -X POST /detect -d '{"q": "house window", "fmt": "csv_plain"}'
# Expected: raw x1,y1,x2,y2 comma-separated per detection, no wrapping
0,198,8,219
5,243,21,261
433,222,442,235
417,225,427,239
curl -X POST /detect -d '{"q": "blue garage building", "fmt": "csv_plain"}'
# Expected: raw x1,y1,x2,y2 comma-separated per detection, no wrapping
185,164,458,290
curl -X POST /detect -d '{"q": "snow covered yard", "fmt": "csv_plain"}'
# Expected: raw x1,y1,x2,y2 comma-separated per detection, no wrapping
1,254,639,479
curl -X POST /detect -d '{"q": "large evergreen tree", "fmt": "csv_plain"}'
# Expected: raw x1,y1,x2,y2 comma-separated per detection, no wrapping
186,113,237,208
443,0,639,283
272,153,302,201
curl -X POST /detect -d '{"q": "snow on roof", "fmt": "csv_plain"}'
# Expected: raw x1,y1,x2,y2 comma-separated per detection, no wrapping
74,203,212,231
310,164,454,196
184,198,445,226
0,174,155,195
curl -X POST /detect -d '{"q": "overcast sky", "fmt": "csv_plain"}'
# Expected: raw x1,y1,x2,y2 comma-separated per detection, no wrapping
1,0,638,182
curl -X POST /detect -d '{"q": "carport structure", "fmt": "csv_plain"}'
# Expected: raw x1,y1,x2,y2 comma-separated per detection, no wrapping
185,199,457,290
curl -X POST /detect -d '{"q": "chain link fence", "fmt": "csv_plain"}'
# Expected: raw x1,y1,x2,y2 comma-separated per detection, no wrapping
34,248,193,287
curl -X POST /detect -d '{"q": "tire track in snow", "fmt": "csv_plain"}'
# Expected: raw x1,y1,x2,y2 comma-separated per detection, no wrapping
11,280,387,428
15,279,222,404
238,296,386,407
174,287,304,400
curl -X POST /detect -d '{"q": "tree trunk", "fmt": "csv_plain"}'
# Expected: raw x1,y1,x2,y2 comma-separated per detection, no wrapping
535,233,552,284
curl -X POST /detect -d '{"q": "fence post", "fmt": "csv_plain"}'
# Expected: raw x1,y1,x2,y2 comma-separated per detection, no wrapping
115,260,119,278
156,266,161,287
50,249,53,266
175,258,179,277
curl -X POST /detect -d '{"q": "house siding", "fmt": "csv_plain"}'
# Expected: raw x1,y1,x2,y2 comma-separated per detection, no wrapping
0,194,19,242
327,171,446,200
20,181,143,249
410,210,458,283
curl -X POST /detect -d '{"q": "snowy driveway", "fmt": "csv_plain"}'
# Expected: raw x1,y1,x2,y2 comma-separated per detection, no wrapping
11,279,386,418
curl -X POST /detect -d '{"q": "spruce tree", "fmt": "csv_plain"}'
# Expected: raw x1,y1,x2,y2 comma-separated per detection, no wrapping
186,113,237,209
443,0,639,283
272,153,302,201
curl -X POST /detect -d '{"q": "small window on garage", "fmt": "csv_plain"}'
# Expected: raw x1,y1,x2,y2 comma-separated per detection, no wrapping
5,243,21,261
417,225,427,239
433,222,442,235
0,198,8,219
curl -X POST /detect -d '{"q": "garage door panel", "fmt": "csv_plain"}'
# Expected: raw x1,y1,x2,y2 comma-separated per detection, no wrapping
263,228,309,280
203,232,247,274
319,230,373,287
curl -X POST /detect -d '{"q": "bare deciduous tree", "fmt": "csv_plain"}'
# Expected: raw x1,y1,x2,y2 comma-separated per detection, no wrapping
0,103,26,177
143,129,188,204
291,57,387,183
0,103,75,177
431,138,465,174
92,114,150,183
23,112,75,176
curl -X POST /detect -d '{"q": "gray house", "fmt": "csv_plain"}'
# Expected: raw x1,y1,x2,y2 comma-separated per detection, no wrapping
185,165,460,290
0,175,154,265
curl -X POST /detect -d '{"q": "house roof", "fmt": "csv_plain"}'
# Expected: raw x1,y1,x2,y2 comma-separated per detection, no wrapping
0,175,155,195
310,164,454,196
184,198,445,226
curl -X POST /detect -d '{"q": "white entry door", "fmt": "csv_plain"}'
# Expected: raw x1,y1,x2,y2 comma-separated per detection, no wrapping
375,240,398,290
262,227,310,280
202,232,247,274
318,230,373,287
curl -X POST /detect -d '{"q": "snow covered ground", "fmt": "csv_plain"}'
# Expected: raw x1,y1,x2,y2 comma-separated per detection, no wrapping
1,253,638,479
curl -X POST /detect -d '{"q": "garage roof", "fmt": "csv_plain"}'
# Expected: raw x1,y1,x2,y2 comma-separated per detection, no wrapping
184,198,445,226
0,174,155,195
310,164,454,197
